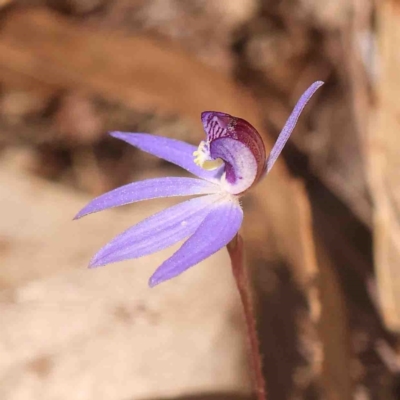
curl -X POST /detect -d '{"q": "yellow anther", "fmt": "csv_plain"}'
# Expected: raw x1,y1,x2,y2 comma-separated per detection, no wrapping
193,141,223,170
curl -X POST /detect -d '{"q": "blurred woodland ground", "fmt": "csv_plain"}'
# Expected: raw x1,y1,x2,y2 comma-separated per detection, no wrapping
1,0,400,399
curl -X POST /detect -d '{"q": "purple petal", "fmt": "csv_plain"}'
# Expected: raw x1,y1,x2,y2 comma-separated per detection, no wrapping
149,197,243,287
110,132,221,181
201,111,266,194
89,194,225,267
74,177,220,219
265,81,324,173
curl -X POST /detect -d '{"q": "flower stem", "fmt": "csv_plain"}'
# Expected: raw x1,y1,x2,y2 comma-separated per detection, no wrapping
227,234,267,400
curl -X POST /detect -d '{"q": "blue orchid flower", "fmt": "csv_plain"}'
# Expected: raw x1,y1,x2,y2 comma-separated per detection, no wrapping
75,81,323,287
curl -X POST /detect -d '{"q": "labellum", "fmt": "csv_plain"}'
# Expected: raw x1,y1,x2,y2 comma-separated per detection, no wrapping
195,111,266,195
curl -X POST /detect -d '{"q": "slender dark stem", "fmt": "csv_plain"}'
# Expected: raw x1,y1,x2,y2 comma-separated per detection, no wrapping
227,234,267,400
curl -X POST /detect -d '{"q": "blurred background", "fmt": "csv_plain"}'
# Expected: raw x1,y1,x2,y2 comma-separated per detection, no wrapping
0,0,399,399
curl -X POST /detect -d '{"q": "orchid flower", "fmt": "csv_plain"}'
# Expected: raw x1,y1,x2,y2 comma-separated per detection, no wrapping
75,81,323,287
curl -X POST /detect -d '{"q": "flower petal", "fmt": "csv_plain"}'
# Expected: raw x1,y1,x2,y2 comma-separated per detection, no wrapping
74,177,220,219
149,197,243,287
110,132,221,181
265,81,324,173
201,111,266,194
89,193,224,267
